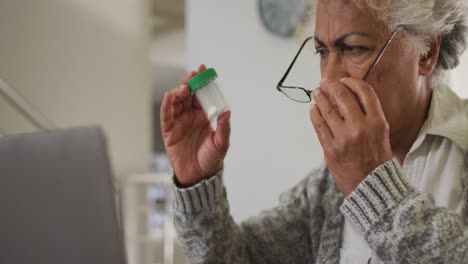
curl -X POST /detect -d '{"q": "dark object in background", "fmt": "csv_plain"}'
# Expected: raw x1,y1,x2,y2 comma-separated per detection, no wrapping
258,0,307,38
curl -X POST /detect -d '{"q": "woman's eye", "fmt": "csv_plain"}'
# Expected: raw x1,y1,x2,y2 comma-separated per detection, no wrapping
315,47,328,57
342,45,368,54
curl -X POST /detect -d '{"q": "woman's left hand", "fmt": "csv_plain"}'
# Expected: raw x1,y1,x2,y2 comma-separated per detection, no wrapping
310,78,393,197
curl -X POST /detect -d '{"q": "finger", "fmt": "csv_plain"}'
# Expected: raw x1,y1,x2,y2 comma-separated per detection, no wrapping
161,92,175,133
166,85,193,120
192,96,202,109
178,70,197,87
214,111,231,155
171,100,183,119
176,64,207,92
177,64,207,88
310,103,334,145
312,88,344,133
171,84,191,102
339,77,385,117
321,79,364,122
173,85,193,110
197,64,207,73
192,108,210,128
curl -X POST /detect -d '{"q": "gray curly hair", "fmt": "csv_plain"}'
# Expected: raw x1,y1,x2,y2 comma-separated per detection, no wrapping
304,0,468,87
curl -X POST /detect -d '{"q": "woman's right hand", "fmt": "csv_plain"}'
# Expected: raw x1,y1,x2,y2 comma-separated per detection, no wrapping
160,64,231,187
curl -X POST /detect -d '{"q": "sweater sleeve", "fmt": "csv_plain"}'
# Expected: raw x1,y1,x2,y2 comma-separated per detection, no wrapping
340,158,468,264
173,170,321,264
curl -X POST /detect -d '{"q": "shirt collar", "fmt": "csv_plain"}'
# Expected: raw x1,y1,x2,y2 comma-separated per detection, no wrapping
423,84,468,153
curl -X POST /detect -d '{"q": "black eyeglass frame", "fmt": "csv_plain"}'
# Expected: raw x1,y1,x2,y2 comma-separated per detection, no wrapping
276,29,401,103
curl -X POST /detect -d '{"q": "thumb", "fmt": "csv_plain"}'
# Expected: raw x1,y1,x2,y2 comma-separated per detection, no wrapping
214,111,231,155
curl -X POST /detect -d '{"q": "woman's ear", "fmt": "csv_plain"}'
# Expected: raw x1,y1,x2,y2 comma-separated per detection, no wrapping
419,36,442,76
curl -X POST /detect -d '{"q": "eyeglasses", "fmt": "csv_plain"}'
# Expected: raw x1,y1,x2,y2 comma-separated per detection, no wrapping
276,29,400,103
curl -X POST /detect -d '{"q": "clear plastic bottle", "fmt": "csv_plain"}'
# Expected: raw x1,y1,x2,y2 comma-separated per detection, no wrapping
188,68,230,124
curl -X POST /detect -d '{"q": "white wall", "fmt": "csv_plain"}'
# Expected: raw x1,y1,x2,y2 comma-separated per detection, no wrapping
0,0,153,177
451,49,468,98
187,0,323,221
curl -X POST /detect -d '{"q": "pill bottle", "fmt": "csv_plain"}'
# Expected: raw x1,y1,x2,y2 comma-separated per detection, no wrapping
188,68,230,123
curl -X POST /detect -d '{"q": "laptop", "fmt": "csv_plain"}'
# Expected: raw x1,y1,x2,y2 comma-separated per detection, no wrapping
0,127,127,264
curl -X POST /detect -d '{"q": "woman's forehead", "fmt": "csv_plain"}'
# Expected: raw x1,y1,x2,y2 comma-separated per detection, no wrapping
315,0,384,40
317,0,358,14
315,0,381,34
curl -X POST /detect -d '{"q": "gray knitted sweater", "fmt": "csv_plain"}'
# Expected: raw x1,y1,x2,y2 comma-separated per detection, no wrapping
173,157,468,264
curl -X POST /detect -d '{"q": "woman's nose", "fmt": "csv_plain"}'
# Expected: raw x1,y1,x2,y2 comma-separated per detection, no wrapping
322,53,349,80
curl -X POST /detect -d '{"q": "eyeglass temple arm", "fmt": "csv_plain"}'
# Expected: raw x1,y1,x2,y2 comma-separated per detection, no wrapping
362,29,399,81
277,36,314,91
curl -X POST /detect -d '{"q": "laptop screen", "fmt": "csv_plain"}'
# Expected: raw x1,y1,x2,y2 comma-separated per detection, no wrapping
0,127,126,264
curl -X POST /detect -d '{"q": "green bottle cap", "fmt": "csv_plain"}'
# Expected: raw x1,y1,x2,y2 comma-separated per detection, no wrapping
187,68,218,92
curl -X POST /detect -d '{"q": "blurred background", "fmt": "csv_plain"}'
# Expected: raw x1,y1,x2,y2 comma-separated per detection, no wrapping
0,0,467,264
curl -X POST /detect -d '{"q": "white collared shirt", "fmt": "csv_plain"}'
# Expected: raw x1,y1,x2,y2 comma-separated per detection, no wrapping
339,85,468,264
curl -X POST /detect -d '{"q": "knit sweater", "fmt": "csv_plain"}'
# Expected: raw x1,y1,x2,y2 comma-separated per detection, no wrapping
173,156,468,264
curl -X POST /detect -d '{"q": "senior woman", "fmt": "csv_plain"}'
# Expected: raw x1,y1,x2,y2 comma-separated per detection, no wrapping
160,0,468,263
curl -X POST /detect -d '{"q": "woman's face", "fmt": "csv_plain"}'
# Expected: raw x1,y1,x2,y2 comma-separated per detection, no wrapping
315,0,427,136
